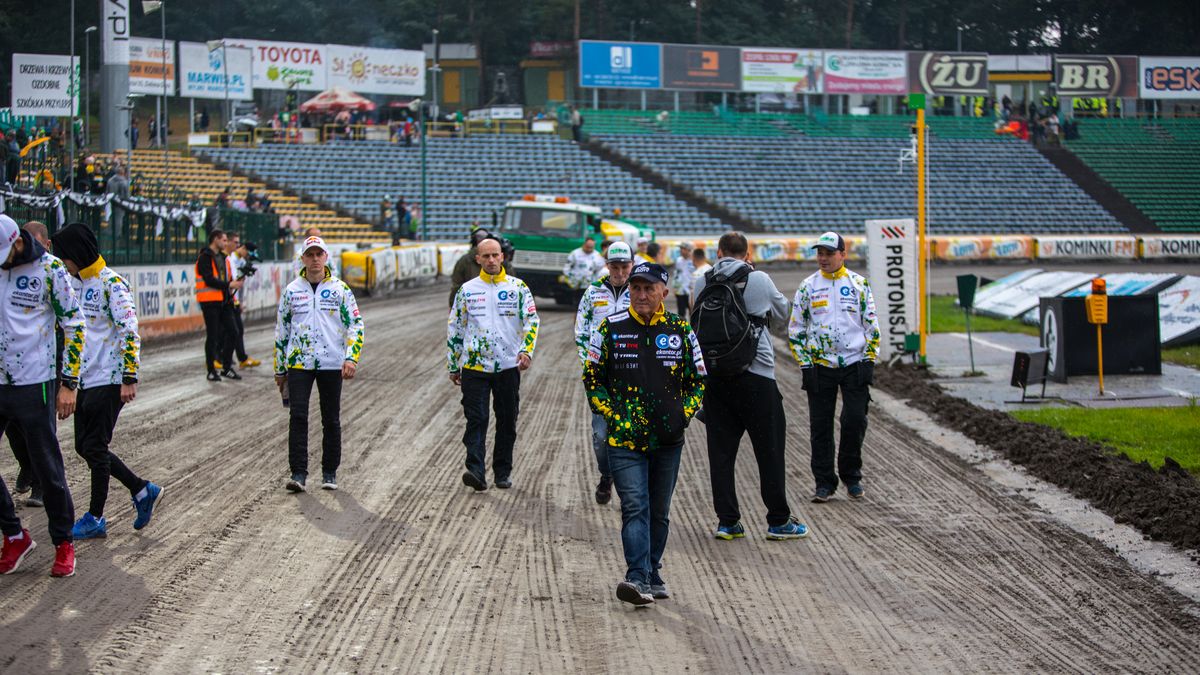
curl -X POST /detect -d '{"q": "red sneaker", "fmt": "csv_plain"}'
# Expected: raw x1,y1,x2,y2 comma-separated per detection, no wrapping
0,529,37,574
51,541,75,578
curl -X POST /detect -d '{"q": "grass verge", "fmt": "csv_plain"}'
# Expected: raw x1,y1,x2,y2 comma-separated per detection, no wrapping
929,295,1039,336
1011,405,1200,473
1163,345,1200,370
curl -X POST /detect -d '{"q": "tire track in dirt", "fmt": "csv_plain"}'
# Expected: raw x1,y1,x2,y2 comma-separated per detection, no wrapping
1,280,1198,672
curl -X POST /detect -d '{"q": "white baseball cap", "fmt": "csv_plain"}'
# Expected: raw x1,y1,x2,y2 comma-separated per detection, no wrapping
606,241,633,262
0,215,20,263
302,235,331,257
811,231,845,251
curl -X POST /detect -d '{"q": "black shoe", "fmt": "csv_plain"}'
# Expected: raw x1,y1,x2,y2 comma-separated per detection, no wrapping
206,371,221,382
595,476,612,504
461,471,487,492
615,580,655,606
220,368,242,380
495,478,512,489
286,473,307,493
25,487,44,508
13,471,32,495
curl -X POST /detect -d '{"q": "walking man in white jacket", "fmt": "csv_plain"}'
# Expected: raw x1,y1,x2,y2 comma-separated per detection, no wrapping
275,236,365,493
51,224,163,538
448,237,539,492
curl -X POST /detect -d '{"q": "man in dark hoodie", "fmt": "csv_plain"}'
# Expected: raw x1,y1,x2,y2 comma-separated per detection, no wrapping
51,224,163,539
448,228,492,306
194,230,243,381
0,214,85,578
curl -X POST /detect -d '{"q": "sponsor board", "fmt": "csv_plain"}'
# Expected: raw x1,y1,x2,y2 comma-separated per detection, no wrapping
579,41,661,89
1159,275,1200,347
102,0,130,65
971,269,1044,309
179,42,252,100
395,245,440,280
1053,55,1138,98
11,54,79,117
974,271,1094,320
933,236,1034,260
908,52,989,96
823,51,906,95
224,38,326,90
662,44,741,91
438,245,470,276
1140,235,1200,259
128,37,176,96
866,219,917,360
1036,236,1138,260
741,48,822,94
327,44,425,96
1138,57,1200,99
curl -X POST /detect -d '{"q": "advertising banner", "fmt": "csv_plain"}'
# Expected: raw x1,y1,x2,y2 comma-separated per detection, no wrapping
1138,57,1200,99
971,269,1044,309
101,0,130,65
741,48,822,94
1062,273,1178,297
932,236,1034,260
128,37,176,96
1036,236,1138,260
1140,235,1200,259
823,51,906,94
908,52,989,96
662,44,741,91
224,39,326,91
438,244,469,276
1053,55,1138,98
1158,275,1200,347
179,42,253,100
866,219,917,360
327,45,425,96
11,54,79,117
579,40,661,89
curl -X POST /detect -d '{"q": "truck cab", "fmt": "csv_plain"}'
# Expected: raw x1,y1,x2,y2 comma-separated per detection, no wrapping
498,195,653,304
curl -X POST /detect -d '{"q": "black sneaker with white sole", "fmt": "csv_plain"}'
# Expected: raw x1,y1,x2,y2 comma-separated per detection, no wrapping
286,473,307,493
461,471,487,492
321,473,338,490
616,580,655,606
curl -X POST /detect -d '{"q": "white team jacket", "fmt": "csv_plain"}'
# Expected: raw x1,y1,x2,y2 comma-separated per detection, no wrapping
72,259,140,388
563,248,606,289
788,266,881,368
573,278,630,363
274,271,365,374
0,248,85,386
447,269,539,373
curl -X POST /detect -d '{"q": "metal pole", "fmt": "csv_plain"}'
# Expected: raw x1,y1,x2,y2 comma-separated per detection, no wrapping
916,107,928,364
69,0,76,189
419,104,427,241
161,3,169,191
964,310,975,372
431,29,440,123
85,26,95,148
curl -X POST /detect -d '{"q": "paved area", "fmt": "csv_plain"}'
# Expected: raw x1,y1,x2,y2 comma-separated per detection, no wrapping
0,280,1197,671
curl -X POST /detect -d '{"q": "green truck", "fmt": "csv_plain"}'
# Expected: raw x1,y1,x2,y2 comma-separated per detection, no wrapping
497,195,654,305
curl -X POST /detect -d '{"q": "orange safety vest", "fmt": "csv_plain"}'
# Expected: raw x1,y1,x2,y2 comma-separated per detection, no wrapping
195,253,225,303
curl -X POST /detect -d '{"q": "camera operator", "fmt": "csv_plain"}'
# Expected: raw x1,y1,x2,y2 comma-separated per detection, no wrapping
225,234,262,369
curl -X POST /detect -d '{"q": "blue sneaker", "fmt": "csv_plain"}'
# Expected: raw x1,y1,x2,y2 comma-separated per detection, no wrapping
812,487,833,503
766,516,810,541
72,512,108,539
847,483,865,500
133,483,163,531
714,522,745,540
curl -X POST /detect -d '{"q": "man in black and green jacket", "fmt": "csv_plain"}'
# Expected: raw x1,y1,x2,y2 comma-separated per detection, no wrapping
582,262,705,607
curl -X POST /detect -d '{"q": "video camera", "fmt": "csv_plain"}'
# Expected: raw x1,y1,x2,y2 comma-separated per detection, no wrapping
239,242,262,278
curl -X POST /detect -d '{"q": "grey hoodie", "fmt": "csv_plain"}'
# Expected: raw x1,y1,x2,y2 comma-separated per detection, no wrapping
691,257,790,380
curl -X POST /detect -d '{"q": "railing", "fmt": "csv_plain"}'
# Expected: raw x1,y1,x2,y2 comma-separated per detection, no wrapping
214,208,283,261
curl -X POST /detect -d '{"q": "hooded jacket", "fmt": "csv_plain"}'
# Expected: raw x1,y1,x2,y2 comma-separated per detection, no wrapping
0,232,85,385
274,267,364,374
71,257,139,388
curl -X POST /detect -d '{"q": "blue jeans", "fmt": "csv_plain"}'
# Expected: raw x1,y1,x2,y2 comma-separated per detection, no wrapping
608,442,683,585
590,413,610,478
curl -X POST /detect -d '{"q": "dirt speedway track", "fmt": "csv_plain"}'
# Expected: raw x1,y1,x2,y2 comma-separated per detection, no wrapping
1,280,1198,673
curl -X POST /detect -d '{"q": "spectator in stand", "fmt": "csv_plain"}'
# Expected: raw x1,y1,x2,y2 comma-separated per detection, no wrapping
106,166,130,241
397,197,411,239
148,116,158,148
407,204,421,241
6,131,22,186
570,106,583,142
0,132,9,185
403,117,414,147
380,195,395,235
129,119,140,149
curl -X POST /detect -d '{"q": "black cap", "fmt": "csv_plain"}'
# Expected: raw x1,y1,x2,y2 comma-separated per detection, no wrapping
629,263,669,285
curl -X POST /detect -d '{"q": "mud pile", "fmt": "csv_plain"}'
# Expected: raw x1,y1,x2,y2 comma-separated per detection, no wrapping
876,364,1200,559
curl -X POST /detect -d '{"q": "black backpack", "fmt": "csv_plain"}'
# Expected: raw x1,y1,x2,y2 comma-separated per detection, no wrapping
690,265,766,377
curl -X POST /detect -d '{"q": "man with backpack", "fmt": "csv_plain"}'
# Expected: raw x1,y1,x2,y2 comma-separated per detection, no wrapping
691,232,808,541
788,231,880,503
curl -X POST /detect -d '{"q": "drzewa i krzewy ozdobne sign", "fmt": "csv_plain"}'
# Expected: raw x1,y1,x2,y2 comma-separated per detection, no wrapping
10,54,79,117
